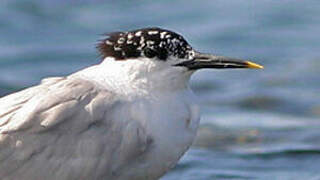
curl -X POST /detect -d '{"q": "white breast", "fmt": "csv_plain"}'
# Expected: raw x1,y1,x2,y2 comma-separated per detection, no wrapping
116,90,200,179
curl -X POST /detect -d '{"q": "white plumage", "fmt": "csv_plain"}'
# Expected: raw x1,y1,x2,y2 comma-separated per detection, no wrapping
0,57,200,180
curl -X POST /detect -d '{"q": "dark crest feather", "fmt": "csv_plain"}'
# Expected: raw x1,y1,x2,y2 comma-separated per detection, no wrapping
97,27,193,61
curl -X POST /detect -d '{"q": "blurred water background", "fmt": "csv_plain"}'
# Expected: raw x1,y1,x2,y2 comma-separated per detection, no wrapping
1,0,320,179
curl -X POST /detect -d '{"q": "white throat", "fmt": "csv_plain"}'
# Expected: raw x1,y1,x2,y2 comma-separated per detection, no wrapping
71,57,193,97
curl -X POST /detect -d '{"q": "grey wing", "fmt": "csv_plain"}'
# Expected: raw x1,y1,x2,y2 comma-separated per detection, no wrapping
0,77,151,180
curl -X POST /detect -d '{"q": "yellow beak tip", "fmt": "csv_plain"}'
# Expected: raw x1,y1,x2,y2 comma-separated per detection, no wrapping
246,61,264,69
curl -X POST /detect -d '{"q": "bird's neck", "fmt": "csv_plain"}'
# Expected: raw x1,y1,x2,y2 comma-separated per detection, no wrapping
72,57,192,98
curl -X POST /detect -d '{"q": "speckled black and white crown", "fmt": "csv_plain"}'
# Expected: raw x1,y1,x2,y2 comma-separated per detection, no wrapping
97,27,194,61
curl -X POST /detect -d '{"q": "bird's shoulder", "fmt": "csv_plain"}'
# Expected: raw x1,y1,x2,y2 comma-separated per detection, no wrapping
0,76,117,134
0,76,154,179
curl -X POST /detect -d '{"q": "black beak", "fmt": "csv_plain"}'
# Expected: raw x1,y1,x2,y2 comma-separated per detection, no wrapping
176,52,264,70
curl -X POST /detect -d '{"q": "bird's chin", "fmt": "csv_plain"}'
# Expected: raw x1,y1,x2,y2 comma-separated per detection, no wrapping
182,69,195,80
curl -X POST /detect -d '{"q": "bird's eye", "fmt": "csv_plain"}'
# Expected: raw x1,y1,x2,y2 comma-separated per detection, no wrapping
144,48,157,58
157,48,168,61
188,51,195,59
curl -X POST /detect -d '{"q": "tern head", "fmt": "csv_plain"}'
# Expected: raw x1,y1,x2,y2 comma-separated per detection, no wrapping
97,27,263,90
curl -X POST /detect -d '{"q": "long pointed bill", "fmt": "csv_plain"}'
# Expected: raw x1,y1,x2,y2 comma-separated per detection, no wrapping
176,52,264,70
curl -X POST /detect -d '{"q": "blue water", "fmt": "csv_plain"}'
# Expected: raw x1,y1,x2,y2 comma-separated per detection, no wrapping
1,0,320,179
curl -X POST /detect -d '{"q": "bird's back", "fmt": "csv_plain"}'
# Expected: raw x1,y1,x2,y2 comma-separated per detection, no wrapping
0,75,199,180
0,76,131,180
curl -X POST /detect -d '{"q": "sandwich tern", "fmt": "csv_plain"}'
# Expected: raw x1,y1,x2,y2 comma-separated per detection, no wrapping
0,27,263,180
